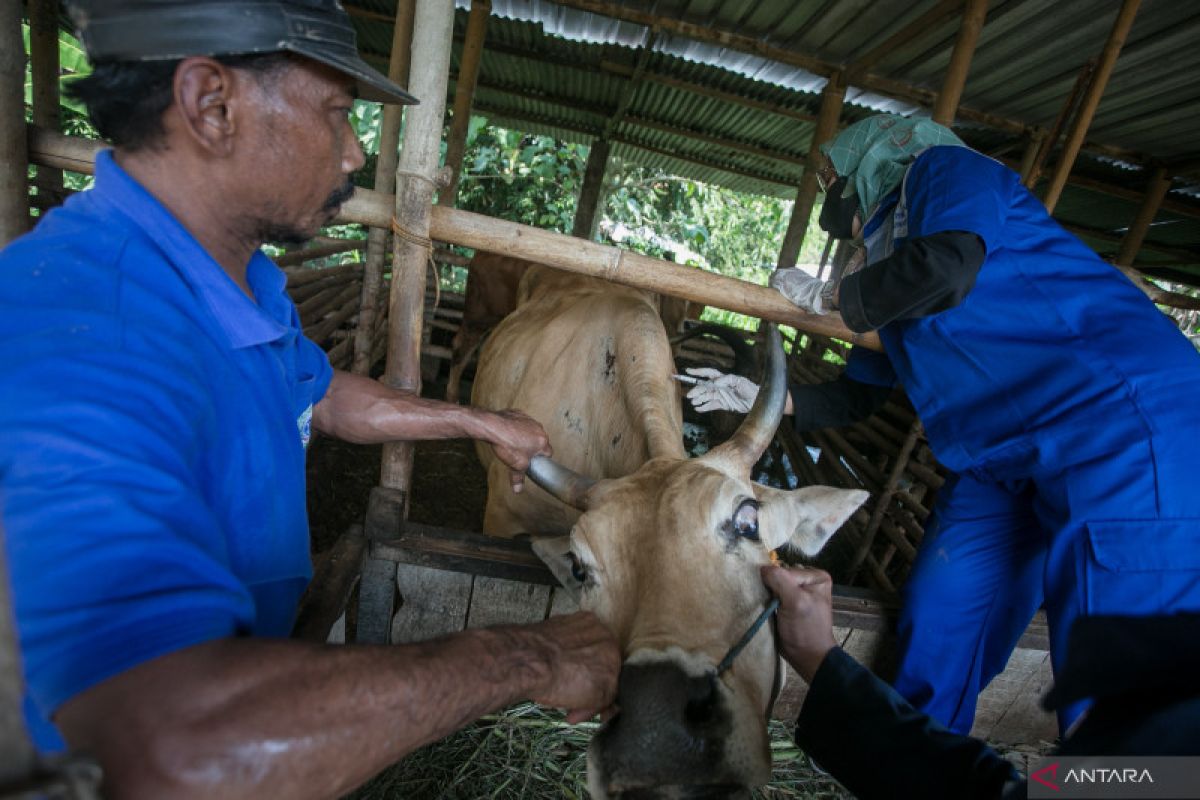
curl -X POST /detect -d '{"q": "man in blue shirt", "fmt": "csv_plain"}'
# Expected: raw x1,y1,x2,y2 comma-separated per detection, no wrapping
0,2,619,797
691,114,1200,738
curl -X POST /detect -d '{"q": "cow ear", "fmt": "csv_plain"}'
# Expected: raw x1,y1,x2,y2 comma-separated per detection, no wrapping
531,535,583,602
753,485,869,555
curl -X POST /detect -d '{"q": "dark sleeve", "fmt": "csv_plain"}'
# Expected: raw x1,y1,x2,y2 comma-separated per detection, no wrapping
789,374,892,432
839,230,986,333
795,647,1018,800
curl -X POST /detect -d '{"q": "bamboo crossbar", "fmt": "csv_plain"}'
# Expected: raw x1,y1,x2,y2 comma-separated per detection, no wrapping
21,127,881,350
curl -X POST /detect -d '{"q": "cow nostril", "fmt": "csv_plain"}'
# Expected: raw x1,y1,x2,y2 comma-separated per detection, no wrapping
684,673,719,726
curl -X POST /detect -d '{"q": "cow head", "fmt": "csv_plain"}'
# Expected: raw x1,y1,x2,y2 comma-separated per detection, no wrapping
528,326,867,798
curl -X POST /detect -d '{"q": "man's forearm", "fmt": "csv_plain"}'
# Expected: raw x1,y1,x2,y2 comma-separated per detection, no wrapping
313,369,492,445
58,627,559,800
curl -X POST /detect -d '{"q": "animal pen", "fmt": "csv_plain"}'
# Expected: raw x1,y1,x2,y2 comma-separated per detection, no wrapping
5,0,1200,781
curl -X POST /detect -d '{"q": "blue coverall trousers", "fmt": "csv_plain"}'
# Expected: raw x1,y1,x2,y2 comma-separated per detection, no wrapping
892,421,1200,735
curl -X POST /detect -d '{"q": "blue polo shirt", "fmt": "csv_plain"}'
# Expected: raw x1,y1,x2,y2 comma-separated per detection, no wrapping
0,150,332,750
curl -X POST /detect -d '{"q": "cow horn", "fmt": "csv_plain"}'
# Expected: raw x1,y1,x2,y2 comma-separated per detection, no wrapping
527,455,595,510
716,323,786,466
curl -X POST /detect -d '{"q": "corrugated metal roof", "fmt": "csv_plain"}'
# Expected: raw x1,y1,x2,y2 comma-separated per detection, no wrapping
347,0,1200,282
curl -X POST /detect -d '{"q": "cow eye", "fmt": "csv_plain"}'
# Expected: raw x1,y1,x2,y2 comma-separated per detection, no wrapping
732,499,759,540
568,552,590,583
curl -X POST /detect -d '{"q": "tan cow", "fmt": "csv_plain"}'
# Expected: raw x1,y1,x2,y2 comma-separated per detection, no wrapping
447,253,701,404
445,252,531,404
472,266,866,798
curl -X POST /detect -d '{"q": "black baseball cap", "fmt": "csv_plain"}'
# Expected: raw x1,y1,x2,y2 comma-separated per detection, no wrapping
66,0,418,105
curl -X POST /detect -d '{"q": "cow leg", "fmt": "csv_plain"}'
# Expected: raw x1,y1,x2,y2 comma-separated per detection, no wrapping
445,328,486,404
892,472,1046,735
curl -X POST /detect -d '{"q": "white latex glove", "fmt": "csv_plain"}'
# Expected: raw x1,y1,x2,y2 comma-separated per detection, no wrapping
685,367,759,414
770,268,829,315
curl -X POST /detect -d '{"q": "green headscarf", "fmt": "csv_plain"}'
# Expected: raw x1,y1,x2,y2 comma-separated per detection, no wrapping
820,114,966,220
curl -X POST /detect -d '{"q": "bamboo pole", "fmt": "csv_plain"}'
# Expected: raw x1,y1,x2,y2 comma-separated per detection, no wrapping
23,126,884,349
848,419,923,583
353,0,415,375
276,240,364,268
1042,0,1142,213
777,73,845,269
438,0,490,206
572,138,611,239
381,0,455,490
1024,60,1094,190
0,0,28,246
1115,166,1172,267
847,0,963,78
1017,129,1045,184
932,0,988,126
29,0,63,206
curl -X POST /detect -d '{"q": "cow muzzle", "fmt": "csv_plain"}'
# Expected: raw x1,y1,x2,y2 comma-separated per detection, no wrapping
587,659,762,798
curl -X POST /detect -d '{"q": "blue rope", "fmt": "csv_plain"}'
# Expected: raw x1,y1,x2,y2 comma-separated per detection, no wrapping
716,597,780,675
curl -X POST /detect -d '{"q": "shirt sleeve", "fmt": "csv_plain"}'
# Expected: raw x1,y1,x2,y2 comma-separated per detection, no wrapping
1,337,256,723
298,332,334,402
789,375,893,432
838,230,986,333
795,647,1019,800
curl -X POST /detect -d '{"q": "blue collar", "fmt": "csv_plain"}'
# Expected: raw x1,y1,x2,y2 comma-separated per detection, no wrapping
90,150,292,350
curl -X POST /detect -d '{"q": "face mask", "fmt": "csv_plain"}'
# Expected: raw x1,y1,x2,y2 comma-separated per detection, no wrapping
819,177,859,240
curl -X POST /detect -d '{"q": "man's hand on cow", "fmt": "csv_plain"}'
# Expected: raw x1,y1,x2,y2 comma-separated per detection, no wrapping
761,565,837,683
684,368,760,414
482,409,553,493
524,612,622,724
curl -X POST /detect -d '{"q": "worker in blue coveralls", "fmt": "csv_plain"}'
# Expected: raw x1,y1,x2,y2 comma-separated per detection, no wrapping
687,113,1200,738
0,1,619,797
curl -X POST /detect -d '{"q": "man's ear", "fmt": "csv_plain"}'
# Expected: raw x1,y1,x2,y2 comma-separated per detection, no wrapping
172,57,241,156
531,535,582,602
753,484,869,555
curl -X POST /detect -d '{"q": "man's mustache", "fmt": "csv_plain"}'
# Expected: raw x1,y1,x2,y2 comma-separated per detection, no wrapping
322,177,357,213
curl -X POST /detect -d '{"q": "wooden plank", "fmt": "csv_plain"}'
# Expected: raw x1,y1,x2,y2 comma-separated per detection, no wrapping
548,587,580,617
391,563,473,642
291,524,366,643
969,642,1056,743
980,650,1058,745
374,522,557,585
466,576,551,628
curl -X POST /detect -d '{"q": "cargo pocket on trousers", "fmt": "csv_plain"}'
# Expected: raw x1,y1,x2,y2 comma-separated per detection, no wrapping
1084,519,1200,615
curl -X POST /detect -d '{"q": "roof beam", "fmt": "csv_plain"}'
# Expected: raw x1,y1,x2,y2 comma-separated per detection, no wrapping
469,101,794,188
847,0,964,77
464,74,806,170
599,60,819,125
1001,158,1200,223
545,0,1030,136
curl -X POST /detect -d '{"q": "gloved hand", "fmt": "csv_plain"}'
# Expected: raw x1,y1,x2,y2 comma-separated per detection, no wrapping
685,367,759,414
770,268,830,315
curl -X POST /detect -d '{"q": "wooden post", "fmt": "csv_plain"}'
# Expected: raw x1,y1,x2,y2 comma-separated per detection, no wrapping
438,0,490,207
572,137,610,239
358,0,455,645
29,0,63,207
1024,59,1094,190
1017,129,1045,184
352,0,415,375
1115,165,1172,267
1042,0,1142,213
932,0,988,126
0,0,28,245
777,72,845,269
